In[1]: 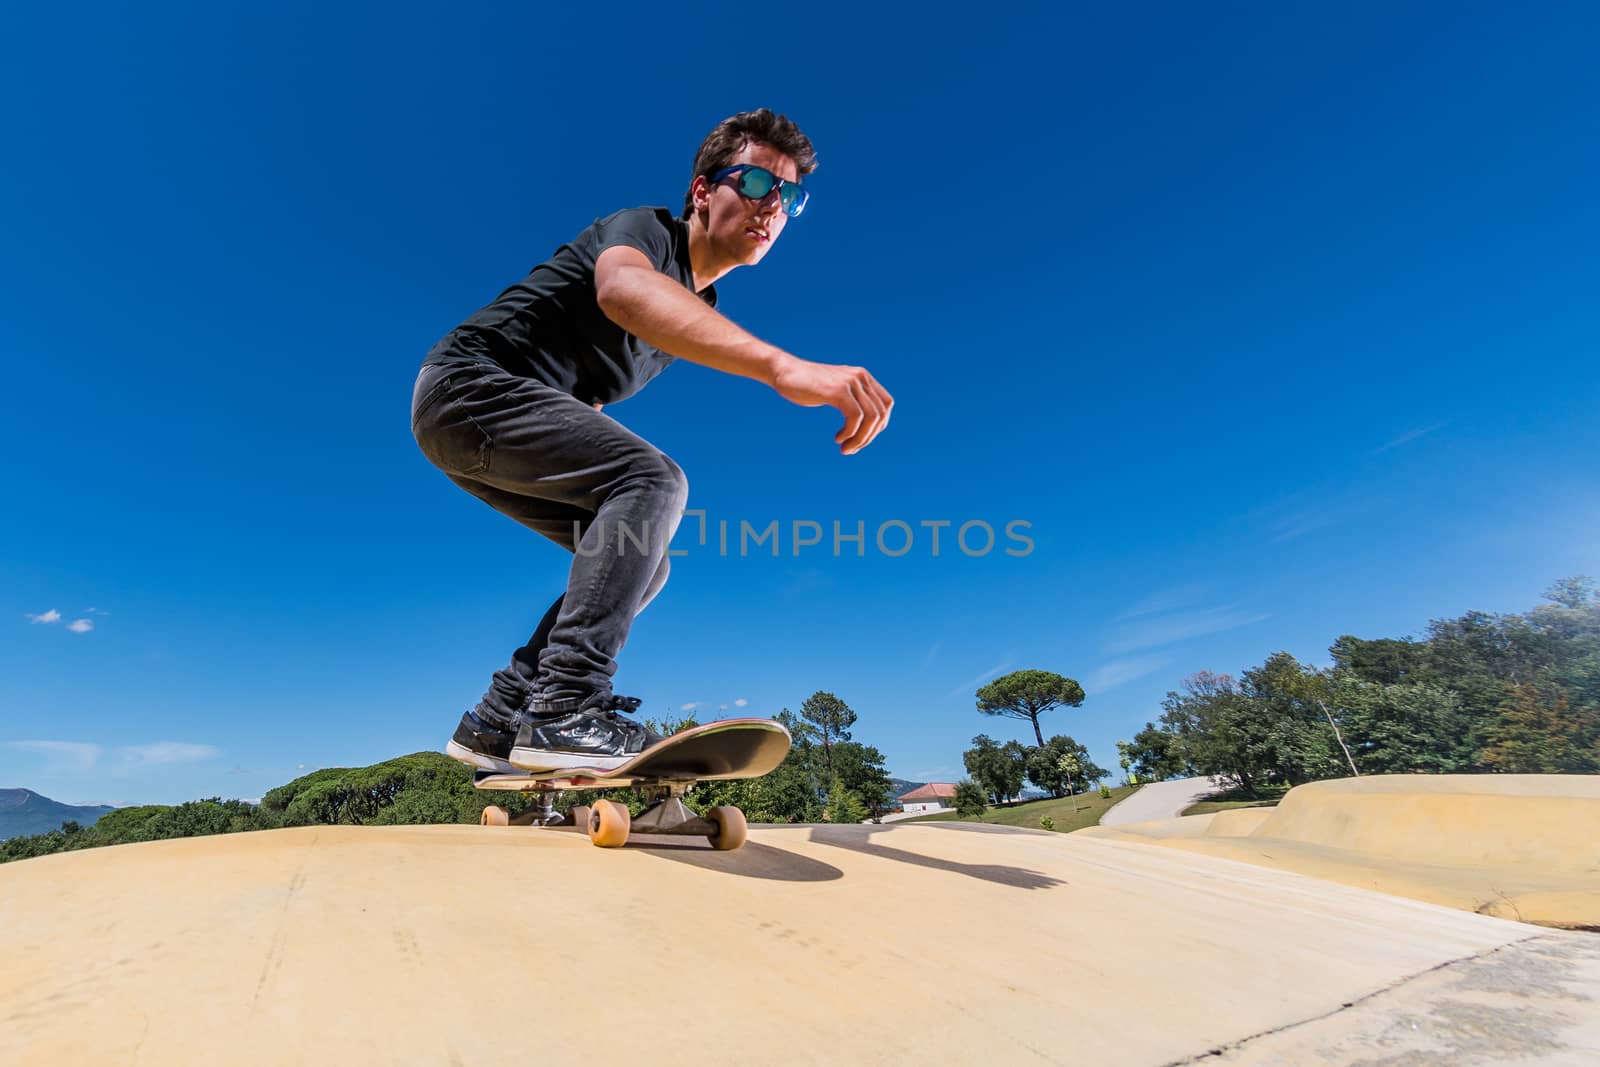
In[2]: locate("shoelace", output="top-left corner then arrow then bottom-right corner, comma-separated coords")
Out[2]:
590,694 -> 643,715
586,694 -> 654,740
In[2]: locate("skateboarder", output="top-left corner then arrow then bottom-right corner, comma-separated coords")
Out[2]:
412,108 -> 892,775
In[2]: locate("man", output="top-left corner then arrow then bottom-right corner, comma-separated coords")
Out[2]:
412,108 -> 892,775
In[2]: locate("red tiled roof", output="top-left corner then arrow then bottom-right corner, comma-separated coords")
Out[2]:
899,783 -> 958,801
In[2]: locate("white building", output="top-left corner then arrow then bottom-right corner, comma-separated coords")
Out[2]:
897,783 -> 958,814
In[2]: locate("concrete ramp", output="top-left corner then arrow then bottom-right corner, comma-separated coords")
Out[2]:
1082,774 -> 1600,929
3,820 -> 1597,1064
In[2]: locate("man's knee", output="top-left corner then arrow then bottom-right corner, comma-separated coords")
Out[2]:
626,452 -> 689,513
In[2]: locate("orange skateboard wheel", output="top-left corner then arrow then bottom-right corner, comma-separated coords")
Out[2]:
707,806 -> 747,851
588,799 -> 630,848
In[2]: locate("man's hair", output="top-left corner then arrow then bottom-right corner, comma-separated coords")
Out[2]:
681,108 -> 818,219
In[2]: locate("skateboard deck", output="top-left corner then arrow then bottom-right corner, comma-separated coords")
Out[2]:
472,717 -> 791,850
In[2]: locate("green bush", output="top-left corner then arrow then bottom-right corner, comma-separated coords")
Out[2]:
953,779 -> 988,818
1039,815 -> 1055,831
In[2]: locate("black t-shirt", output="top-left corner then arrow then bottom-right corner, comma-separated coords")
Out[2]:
424,206 -> 717,405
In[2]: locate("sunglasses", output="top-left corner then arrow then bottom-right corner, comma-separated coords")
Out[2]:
710,164 -> 809,218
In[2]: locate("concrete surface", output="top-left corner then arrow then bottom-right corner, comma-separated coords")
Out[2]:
3,818 -> 1597,1065
1100,776 -> 1225,825
1082,774 -> 1600,930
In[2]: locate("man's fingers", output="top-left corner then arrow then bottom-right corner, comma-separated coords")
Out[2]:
835,384 -> 866,445
870,379 -> 893,429
828,367 -> 893,454
842,378 -> 885,454
858,377 -> 891,448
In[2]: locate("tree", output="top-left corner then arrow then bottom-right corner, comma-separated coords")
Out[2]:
1477,682 -> 1600,773
1025,735 -> 1106,797
962,735 -> 1027,804
1115,741 -> 1134,786
975,669 -> 1086,746
1329,635 -> 1430,686
1154,671 -> 1272,792
800,691 -> 857,781
1239,652 -> 1347,786
953,780 -> 988,819
1329,672 -> 1471,774
1124,724 -> 1186,782
829,741 -> 894,818
1542,575 -> 1598,611
825,773 -> 869,823
1057,753 -> 1085,812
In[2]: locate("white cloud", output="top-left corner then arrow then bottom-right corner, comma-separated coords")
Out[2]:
921,641 -> 943,669
945,655 -> 1016,699
8,740 -> 221,774
1239,484 -> 1375,544
1086,655 -> 1170,693
1116,584 -> 1215,621
120,742 -> 219,766
67,619 -> 94,634
1104,606 -> 1269,655
733,698 -> 748,707
679,702 -> 701,712
1373,423 -> 1445,455
7,740 -> 103,771
26,610 -> 61,624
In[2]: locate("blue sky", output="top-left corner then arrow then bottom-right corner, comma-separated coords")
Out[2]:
3,4 -> 1596,806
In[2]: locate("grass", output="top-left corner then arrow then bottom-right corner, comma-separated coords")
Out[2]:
1181,783 -> 1288,816
901,784 -> 1141,834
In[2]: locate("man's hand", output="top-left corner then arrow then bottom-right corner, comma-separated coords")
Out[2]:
771,357 -> 894,455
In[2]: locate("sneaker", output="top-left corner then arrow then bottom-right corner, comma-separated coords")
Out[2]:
509,692 -> 665,772
444,709 -> 520,773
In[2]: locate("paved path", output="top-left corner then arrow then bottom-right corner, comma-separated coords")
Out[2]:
1100,775 -> 1224,825
3,820 -> 1595,1064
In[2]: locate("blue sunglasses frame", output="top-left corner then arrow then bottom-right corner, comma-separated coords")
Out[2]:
710,164 -> 809,218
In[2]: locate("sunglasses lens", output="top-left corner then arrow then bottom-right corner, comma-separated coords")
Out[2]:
727,166 -> 807,217
737,167 -> 777,199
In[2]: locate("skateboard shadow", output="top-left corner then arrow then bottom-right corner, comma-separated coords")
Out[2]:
799,823 -> 1064,891
623,838 -> 844,882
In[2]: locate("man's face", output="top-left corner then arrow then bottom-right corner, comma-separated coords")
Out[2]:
698,141 -> 800,266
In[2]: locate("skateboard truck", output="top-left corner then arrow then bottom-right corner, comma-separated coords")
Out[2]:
510,791 -> 566,828
629,783 -> 721,838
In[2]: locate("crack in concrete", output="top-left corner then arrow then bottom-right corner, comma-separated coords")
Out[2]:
1164,934 -> 1600,1067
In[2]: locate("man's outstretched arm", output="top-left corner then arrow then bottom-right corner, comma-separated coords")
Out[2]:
596,246 -> 893,455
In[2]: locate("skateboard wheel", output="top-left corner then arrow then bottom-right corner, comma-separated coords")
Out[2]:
588,799 -> 630,848
568,804 -> 592,829
706,806 -> 747,851
480,805 -> 509,827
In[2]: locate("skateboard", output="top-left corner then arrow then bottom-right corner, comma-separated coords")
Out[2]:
473,717 -> 791,850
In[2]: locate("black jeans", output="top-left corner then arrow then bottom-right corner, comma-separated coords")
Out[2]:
410,358 -> 688,722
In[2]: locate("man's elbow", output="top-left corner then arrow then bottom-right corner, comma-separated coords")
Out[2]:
594,248 -> 655,324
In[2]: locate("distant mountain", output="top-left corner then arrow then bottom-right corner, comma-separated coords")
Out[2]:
887,777 -> 928,799
0,789 -> 116,840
